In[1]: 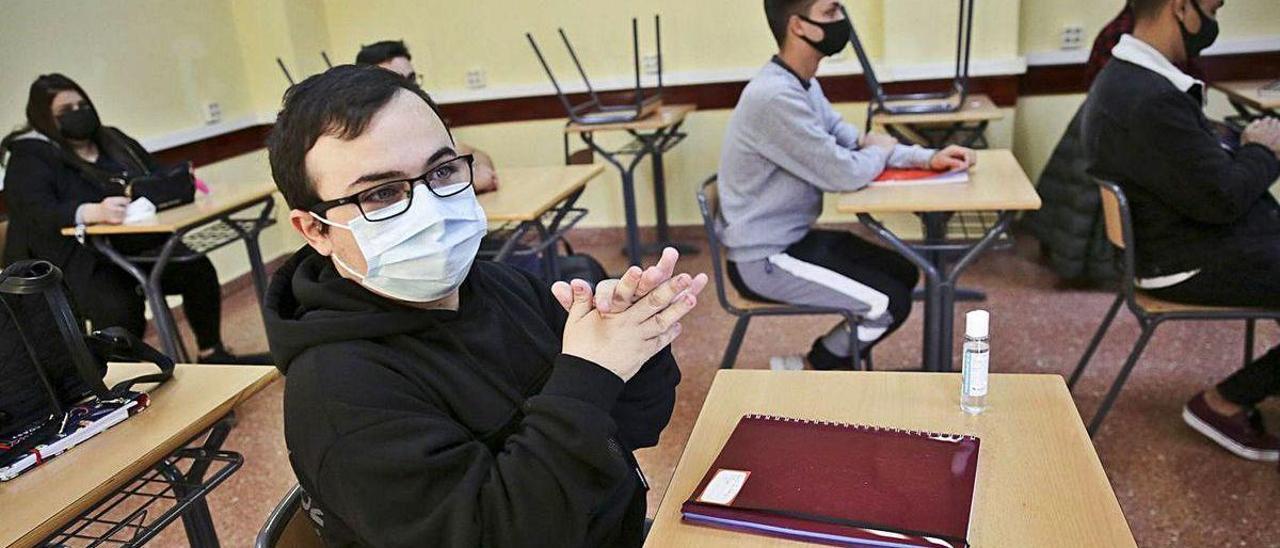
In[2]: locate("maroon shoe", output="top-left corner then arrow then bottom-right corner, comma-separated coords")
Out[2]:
1182,392 -> 1280,462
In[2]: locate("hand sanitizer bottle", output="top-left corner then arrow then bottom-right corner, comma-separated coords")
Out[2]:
961,310 -> 989,415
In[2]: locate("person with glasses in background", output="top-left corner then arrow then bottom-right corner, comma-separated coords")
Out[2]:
263,65 -> 707,547
356,40 -> 500,194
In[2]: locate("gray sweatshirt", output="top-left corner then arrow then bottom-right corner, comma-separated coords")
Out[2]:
718,58 -> 935,262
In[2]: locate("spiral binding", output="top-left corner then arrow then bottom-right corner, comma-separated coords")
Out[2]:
743,413 -> 978,442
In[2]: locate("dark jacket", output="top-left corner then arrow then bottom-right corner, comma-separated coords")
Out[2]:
1023,107 -> 1119,283
1082,60 -> 1280,277
263,247 -> 679,548
2,128 -> 156,291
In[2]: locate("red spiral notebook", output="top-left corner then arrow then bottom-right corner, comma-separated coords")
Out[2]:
681,414 -> 980,547
870,168 -> 969,187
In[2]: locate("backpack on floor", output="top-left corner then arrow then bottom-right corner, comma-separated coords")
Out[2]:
556,241 -> 608,285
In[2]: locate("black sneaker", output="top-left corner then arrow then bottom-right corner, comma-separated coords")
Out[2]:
806,339 -> 857,371
197,345 -> 272,366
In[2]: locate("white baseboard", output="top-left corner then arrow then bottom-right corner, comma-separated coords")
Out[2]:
137,113 -> 274,153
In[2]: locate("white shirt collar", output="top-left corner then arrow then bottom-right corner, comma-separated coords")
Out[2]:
1111,34 -> 1205,105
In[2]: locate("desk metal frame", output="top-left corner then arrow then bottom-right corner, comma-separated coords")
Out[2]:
859,210 -> 1015,372
40,415 -> 240,548
881,118 -> 991,149
85,197 -> 275,362
481,188 -> 589,282
566,121 -> 696,266
1224,98 -> 1278,131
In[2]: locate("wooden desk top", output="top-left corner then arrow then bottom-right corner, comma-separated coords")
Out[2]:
836,149 -> 1041,214
0,363 -> 279,548
564,103 -> 696,134
479,164 -> 604,223
60,151 -> 278,236
871,94 -> 1004,126
646,371 -> 1135,548
1211,79 -> 1280,111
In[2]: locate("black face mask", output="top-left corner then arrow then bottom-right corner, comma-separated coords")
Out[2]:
57,107 -> 100,141
797,15 -> 851,57
1178,0 -> 1219,58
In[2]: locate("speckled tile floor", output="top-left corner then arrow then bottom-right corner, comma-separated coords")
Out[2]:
139,226 -> 1279,547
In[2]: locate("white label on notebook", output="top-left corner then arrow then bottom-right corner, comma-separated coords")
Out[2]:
697,469 -> 750,506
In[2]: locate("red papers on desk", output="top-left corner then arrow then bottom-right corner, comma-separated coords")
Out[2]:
681,414 -> 980,547
870,168 -> 970,187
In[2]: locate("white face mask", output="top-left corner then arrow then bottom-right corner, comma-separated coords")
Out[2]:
312,184 -> 488,302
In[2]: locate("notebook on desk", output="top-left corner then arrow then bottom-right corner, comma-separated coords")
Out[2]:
871,168 -> 970,188
681,414 -> 980,547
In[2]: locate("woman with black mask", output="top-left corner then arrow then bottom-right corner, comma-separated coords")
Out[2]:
0,74 -> 251,363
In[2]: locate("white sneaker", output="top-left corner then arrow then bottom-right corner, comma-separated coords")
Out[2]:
769,355 -> 805,371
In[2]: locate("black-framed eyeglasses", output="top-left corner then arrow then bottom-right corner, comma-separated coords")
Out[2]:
310,154 -> 474,222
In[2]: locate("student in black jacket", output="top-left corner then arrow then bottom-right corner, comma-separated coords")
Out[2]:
1083,0 -> 1280,462
262,65 -> 707,547
0,74 -> 245,363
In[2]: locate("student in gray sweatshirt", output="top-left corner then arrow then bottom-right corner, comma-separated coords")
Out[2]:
719,0 -> 975,369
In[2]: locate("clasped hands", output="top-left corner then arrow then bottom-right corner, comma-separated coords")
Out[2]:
551,248 -> 708,381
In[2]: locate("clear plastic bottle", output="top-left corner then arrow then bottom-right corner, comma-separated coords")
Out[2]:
960,310 -> 990,414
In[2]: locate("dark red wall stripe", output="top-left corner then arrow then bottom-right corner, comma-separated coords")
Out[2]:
152,123 -> 273,168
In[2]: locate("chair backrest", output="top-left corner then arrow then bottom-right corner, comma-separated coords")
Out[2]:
1097,188 -> 1125,250
255,485 -> 325,548
696,175 -> 740,314
1094,179 -> 1140,299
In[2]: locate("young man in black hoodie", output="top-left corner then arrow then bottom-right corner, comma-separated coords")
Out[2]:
1083,0 -> 1280,462
262,65 -> 707,547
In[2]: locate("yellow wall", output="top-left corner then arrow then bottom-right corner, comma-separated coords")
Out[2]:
882,0 -> 1021,65
321,0 -> 896,92
229,0 -> 332,115
1020,0 -> 1280,54
1216,1 -> 1280,39
0,0 -> 256,141
320,0 -> 1031,94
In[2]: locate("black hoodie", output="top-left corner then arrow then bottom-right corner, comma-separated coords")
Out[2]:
264,247 -> 679,547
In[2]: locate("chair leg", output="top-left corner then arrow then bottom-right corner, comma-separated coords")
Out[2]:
720,316 -> 751,370
1068,294 -> 1124,391
1087,323 -> 1157,437
863,349 -> 874,372
846,319 -> 862,371
1245,319 -> 1256,366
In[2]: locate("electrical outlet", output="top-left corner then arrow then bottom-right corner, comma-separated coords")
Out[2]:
203,102 -> 222,125
465,68 -> 486,90
1060,25 -> 1085,51
641,54 -> 660,75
